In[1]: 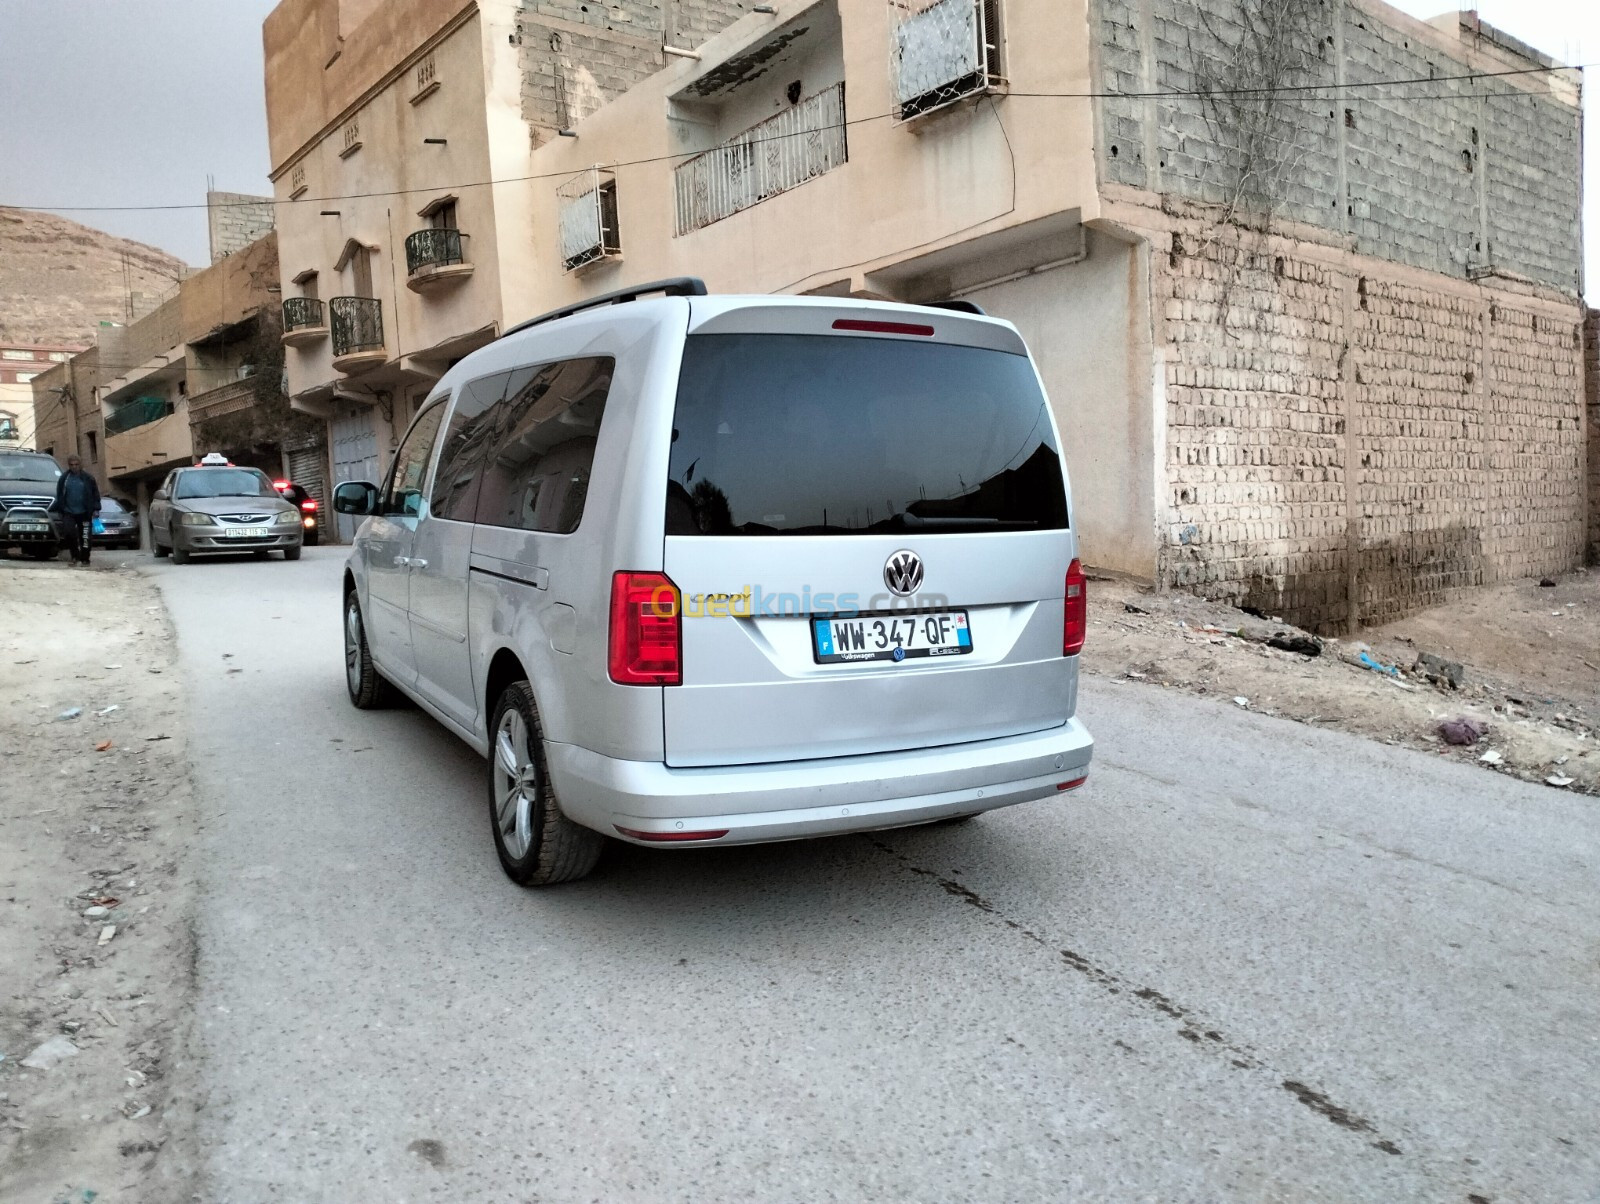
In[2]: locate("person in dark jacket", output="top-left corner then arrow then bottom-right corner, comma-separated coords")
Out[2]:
51,455 -> 102,564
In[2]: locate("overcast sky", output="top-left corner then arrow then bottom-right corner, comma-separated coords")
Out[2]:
0,0 -> 1593,298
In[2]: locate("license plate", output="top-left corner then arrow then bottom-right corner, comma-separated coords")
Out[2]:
812,611 -> 972,664
223,527 -> 270,538
11,523 -> 48,533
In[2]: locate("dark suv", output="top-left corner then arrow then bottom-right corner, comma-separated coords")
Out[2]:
0,451 -> 63,559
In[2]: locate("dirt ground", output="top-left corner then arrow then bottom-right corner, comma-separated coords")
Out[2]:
0,559 -> 197,1203
1082,566 -> 1600,798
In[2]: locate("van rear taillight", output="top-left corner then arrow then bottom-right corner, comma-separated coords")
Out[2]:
1064,559 -> 1087,656
609,571 -> 681,685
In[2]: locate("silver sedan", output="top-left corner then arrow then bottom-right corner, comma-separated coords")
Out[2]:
149,465 -> 304,563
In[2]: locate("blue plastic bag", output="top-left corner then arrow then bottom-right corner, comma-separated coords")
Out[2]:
91,516 -> 106,535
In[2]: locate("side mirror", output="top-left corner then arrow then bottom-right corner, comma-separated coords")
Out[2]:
152,490 -> 168,502
334,481 -> 379,515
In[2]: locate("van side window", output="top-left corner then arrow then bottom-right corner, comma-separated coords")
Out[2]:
381,401 -> 445,517
429,372 -> 509,521
474,356 -> 613,535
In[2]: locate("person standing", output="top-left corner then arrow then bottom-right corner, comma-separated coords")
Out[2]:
51,454 -> 101,565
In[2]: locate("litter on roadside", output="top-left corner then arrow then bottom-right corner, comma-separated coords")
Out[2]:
1356,651 -> 1401,677
97,924 -> 117,946
56,707 -> 82,721
19,1034 -> 79,1070
1478,749 -> 1504,765
94,740 -> 113,752
97,705 -> 119,716
1437,718 -> 1487,746
1546,774 -> 1575,788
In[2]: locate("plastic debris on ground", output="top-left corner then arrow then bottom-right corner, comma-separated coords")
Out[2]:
19,1035 -> 79,1070
1437,718 -> 1488,746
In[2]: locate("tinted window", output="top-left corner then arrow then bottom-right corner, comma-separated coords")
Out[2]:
175,468 -> 277,499
667,334 -> 1067,535
474,357 -> 612,535
0,455 -> 61,485
382,402 -> 445,517
429,373 -> 508,521
100,498 -> 129,514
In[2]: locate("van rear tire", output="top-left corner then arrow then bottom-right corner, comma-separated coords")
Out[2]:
488,681 -> 604,887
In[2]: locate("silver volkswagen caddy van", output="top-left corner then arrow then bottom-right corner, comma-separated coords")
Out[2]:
335,279 -> 1093,886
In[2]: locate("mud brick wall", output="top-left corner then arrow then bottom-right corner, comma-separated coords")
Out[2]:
1157,214 -> 1586,632
518,0 -> 751,140
1584,310 -> 1599,564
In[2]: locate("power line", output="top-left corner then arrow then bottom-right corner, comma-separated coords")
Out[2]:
0,59 -> 1586,215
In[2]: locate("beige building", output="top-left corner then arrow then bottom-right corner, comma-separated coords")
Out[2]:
265,0 -> 1586,627
0,343 -> 80,453
33,230 -> 331,531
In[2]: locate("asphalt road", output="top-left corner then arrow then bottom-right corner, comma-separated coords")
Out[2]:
124,546 -> 1600,1202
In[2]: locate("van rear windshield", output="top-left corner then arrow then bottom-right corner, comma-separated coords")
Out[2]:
666,333 -> 1068,536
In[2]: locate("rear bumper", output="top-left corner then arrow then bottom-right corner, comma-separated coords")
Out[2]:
548,719 -> 1094,847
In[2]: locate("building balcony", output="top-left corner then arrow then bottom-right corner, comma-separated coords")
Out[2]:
104,396 -> 173,435
281,297 -> 328,348
558,168 -> 622,274
105,409 -> 191,481
889,0 -> 1004,121
405,228 -> 473,292
329,296 -> 386,374
673,82 -> 847,235
187,379 -> 256,421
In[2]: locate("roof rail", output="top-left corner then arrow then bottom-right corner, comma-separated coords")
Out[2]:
921,299 -> 986,316
501,277 -> 708,339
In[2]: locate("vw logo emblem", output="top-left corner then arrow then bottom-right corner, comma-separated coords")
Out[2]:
884,549 -> 923,596
891,646 -> 907,662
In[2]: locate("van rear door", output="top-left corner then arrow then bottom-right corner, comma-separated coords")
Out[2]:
660,304 -> 1077,769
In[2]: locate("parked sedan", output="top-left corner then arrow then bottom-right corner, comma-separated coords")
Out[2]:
91,497 -> 141,549
149,464 -> 303,563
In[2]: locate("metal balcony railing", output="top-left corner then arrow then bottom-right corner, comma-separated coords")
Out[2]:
329,297 -> 384,357
282,296 -> 325,331
105,396 -> 172,436
406,228 -> 466,275
674,83 -> 848,235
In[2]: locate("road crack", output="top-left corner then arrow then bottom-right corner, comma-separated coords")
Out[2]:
871,838 -> 1404,1157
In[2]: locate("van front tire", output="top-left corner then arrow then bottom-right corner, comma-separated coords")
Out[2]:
488,681 -> 604,887
343,592 -> 397,709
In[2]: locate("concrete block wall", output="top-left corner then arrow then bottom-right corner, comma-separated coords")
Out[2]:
1153,207 -> 1586,631
518,0 -> 752,140
1092,0 -> 1583,295
207,192 -> 276,264
1159,225 -> 1352,625
1583,310 -> 1599,564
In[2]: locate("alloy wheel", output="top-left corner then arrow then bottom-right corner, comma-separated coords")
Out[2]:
493,708 -> 539,860
344,600 -> 364,697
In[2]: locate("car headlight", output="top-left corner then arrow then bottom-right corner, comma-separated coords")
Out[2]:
277,509 -> 301,525
179,512 -> 217,527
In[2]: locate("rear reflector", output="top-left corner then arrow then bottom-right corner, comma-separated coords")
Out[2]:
614,826 -> 729,843
609,571 -> 682,685
831,318 -> 935,337
1064,558 -> 1087,656
1056,775 -> 1088,792
301,499 -> 317,511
